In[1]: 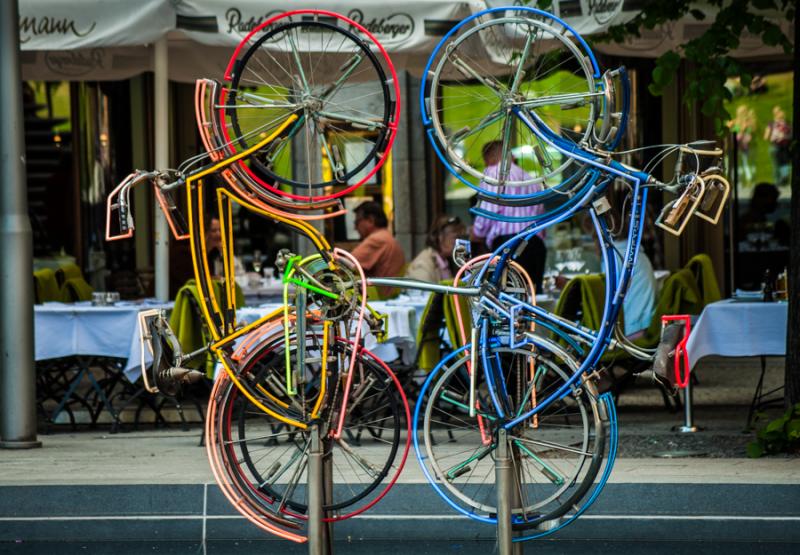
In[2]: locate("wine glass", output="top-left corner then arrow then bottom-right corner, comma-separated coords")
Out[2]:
252,249 -> 263,276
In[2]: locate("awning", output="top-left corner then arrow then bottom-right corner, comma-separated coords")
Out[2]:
19,0 -> 482,82
19,1 -> 792,82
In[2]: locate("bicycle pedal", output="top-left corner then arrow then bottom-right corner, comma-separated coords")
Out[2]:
446,466 -> 471,480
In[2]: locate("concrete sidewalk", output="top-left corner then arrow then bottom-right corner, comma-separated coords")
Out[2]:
1,356 -> 797,545
1,428 -> 798,486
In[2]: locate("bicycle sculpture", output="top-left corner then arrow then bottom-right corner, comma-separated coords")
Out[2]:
105,5 -> 729,549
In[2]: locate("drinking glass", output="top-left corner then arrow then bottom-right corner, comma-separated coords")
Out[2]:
252,250 -> 263,276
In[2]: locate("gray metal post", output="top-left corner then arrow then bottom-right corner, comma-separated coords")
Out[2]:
675,374 -> 699,433
658,372 -> 705,456
496,428 -> 518,554
153,37 -> 169,301
0,0 -> 42,449
308,422 -> 332,554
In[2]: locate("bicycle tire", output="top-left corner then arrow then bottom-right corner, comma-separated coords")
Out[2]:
423,7 -> 604,199
210,333 -> 410,522
416,341 -> 607,529
220,11 -> 399,201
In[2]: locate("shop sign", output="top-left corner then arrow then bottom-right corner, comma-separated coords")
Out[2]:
44,49 -> 105,77
19,15 -> 96,44
222,6 -> 415,46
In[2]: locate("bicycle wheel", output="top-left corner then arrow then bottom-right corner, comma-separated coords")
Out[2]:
211,333 -> 410,522
416,340 -> 608,530
423,7 -> 602,195
219,10 -> 400,202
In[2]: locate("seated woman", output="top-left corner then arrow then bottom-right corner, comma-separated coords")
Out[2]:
406,215 -> 467,283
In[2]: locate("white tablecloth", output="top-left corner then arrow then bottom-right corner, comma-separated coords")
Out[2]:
34,301 -> 173,381
237,294 -> 429,365
34,294 -> 428,386
239,279 -> 292,305
685,299 -> 788,368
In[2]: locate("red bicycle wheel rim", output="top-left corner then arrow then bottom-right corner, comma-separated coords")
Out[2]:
220,9 -> 400,204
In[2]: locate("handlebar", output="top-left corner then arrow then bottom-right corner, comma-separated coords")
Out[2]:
106,171 -> 158,241
106,169 -> 189,243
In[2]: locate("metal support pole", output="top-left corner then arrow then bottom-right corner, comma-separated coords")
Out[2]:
153,37 -> 170,301
658,373 -> 706,457
496,428 -> 521,554
308,422 -> 332,554
674,373 -> 699,433
0,0 -> 41,449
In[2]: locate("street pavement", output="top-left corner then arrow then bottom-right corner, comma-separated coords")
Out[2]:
0,356 -> 797,551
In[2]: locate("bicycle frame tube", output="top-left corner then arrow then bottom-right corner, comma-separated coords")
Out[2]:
501,190 -> 647,430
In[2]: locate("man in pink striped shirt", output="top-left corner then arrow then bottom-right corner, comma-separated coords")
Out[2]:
471,141 -> 547,292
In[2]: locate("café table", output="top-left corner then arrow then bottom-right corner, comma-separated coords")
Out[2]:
34,299 -> 172,425
238,276 -> 291,306
685,297 -> 788,425
236,293 -> 429,366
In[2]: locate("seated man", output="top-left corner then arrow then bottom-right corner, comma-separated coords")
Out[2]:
351,201 -> 405,297
470,140 -> 547,292
611,237 -> 656,338
556,209 -> 656,338
605,205 -> 656,338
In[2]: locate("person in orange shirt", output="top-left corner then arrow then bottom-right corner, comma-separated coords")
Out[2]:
351,201 -> 405,297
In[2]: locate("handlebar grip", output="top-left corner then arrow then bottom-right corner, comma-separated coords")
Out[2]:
106,171 -> 150,242
119,203 -> 130,233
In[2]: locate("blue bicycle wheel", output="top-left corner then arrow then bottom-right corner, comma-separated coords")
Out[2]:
415,339 -> 611,532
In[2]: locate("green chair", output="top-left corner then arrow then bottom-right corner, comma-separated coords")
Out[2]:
414,292 -> 446,373
55,263 -> 83,287
414,279 -> 474,374
684,253 -> 721,308
33,268 -> 61,303
169,279 -> 244,377
442,289 -> 473,350
633,267 -> 703,349
60,277 -> 94,302
553,274 -> 607,332
53,263 -> 94,302
552,274 -> 626,364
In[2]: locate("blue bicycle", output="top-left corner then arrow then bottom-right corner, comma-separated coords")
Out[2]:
402,6 -> 729,540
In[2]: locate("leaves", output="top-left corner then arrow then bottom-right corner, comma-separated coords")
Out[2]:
602,1 -> 794,138
765,415 -> 788,433
746,441 -> 764,458
747,404 -> 800,457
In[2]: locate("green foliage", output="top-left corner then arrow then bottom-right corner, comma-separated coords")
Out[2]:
724,71 -> 793,190
600,0 -> 794,136
747,403 -> 800,457
519,0 -> 553,9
